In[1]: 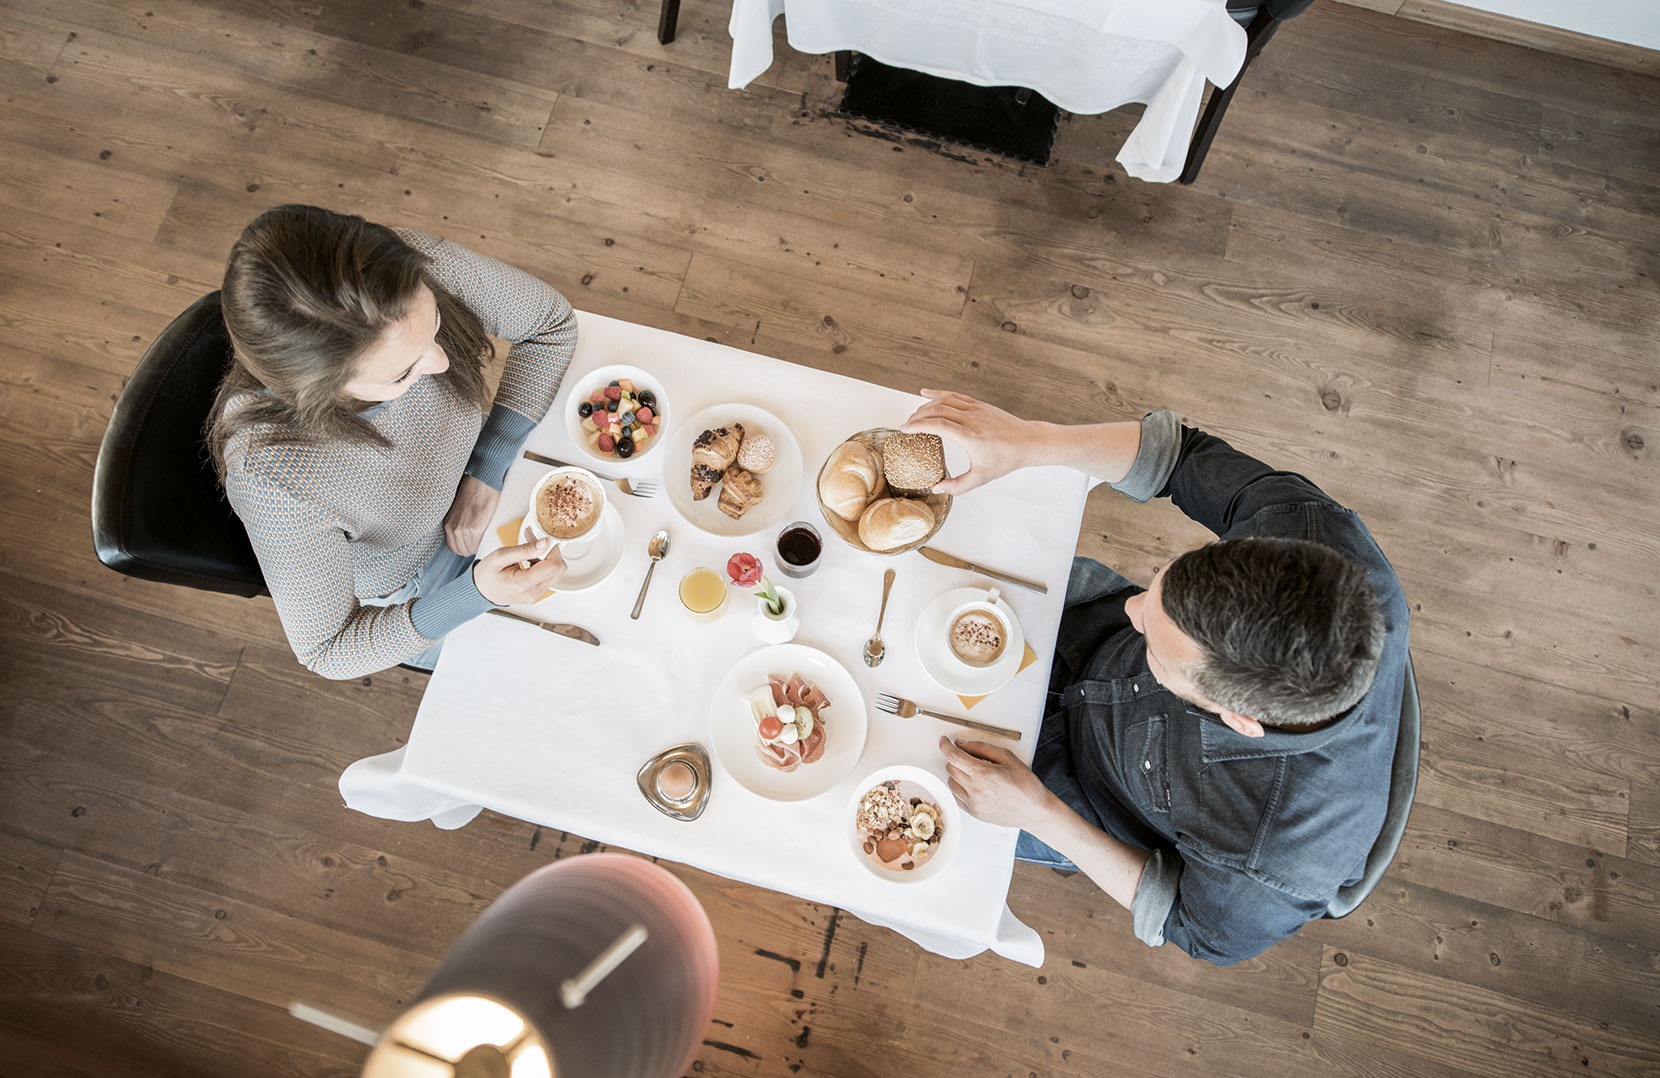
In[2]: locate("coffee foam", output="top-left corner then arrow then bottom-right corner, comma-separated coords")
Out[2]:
537,474 -> 601,538
949,609 -> 1006,665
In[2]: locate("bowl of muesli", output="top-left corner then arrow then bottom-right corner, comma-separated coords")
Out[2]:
847,765 -> 960,883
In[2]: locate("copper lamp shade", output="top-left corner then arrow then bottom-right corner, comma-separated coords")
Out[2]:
363,853 -> 719,1078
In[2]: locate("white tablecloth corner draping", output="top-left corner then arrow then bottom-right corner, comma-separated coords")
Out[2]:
726,0 -> 1246,182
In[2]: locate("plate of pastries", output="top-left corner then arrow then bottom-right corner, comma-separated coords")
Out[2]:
662,403 -> 805,537
816,429 -> 951,555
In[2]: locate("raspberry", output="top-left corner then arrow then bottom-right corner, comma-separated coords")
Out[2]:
604,386 -> 623,401
597,432 -> 615,452
636,406 -> 654,423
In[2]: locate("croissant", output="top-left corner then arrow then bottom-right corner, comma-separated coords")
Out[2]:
717,465 -> 764,519
690,423 -> 744,500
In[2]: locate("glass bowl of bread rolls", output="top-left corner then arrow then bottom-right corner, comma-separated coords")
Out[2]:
816,429 -> 951,555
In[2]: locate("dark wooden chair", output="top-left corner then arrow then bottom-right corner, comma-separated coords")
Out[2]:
1180,0 -> 1316,184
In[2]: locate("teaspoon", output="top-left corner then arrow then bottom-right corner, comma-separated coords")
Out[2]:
631,530 -> 670,619
863,568 -> 896,667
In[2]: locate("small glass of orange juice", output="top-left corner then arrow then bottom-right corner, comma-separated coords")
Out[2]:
677,567 -> 728,621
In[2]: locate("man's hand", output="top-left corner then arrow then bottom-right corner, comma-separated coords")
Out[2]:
900,390 -> 1050,495
473,538 -> 567,605
939,735 -> 1058,830
444,475 -> 501,555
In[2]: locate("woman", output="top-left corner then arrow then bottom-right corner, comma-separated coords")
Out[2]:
209,205 -> 572,678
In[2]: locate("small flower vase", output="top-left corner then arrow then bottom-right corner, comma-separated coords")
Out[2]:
752,585 -> 799,644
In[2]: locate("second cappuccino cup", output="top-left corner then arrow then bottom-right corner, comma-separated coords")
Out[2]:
944,590 -> 1010,669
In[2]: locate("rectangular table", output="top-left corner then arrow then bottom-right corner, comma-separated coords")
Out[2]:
726,0 -> 1246,182
340,312 -> 1092,965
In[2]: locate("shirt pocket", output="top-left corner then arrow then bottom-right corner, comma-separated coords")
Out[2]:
1128,715 -> 1171,814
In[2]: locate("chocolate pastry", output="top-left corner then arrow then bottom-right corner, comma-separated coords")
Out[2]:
689,423 -> 744,500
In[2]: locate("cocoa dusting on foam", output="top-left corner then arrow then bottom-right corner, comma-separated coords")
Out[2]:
538,476 -> 598,537
950,612 -> 1005,664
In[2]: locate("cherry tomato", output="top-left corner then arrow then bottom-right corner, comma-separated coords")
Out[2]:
758,715 -> 784,740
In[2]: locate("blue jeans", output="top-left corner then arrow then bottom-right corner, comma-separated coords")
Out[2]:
367,543 -> 477,671
1012,556 -> 1138,875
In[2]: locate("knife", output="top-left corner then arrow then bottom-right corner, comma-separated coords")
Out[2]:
486,607 -> 601,646
918,547 -> 1048,595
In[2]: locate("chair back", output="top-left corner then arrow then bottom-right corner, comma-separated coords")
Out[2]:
1325,654 -> 1421,918
92,291 -> 266,597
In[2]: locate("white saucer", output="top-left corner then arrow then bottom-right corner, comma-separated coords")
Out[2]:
915,586 -> 1026,696
519,501 -> 626,592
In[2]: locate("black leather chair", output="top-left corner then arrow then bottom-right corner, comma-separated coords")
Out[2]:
92,291 -> 266,597
1180,0 -> 1316,185
1324,655 -> 1421,918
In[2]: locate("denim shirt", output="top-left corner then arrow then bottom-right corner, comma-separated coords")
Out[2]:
1042,412 -> 1410,966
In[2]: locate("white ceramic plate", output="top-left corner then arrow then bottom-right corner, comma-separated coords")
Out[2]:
708,643 -> 868,802
915,586 -> 1026,696
661,403 -> 804,538
563,364 -> 670,466
517,501 -> 626,593
846,764 -> 961,884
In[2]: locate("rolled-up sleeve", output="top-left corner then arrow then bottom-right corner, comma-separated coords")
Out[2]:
1108,409 -> 1182,503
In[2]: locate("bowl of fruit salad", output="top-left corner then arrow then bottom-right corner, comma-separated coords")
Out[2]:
565,364 -> 668,464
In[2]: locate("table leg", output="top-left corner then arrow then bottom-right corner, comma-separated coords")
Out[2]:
657,0 -> 680,45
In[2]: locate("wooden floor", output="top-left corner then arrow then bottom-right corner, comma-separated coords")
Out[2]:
2,0 -> 1658,1074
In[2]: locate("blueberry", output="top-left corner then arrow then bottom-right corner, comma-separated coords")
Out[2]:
607,380 -> 620,388
616,437 -> 634,458
638,390 -> 657,409
577,401 -> 592,418
620,412 -> 635,427
606,399 -> 619,412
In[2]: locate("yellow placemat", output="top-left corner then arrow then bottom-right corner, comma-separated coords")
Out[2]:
957,642 -> 1038,710
496,515 -> 557,602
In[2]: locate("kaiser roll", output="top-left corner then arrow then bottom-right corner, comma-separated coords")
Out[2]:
857,497 -> 935,552
819,440 -> 885,521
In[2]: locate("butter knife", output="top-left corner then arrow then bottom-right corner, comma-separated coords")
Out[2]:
486,607 -> 601,646
918,547 -> 1048,595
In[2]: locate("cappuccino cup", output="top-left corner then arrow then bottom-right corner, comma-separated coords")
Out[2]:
945,589 -> 1009,669
526,466 -> 607,559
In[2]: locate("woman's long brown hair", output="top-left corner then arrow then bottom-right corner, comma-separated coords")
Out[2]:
207,204 -> 494,483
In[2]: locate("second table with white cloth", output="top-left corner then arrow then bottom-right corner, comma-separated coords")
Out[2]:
340,312 -> 1093,967
727,0 -> 1247,182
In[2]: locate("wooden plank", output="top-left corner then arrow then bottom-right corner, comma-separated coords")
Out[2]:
1302,879 -> 1660,1032
1394,0 -> 1660,77
0,140 -> 177,244
34,851 -> 432,1020
0,828 -> 58,929
1313,946 -> 1660,1077
1388,804 -> 1660,950
0,924 -> 363,1078
0,571 -> 241,716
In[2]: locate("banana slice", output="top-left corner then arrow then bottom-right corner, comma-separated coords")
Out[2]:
911,841 -> 931,860
909,811 -> 936,840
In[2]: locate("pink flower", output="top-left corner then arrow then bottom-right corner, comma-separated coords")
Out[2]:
727,552 -> 763,587
726,552 -> 781,614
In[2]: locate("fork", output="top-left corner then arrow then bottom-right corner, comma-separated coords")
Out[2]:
522,449 -> 658,498
874,694 -> 1023,741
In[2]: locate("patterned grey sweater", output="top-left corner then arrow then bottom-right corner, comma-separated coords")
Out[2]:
222,230 -> 576,679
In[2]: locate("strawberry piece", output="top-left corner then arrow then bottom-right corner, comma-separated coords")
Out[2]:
604,386 -> 623,401
596,432 -> 615,453
636,406 -> 654,423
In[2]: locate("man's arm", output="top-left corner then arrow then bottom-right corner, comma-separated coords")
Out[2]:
940,737 -> 1150,910
900,390 -> 1146,493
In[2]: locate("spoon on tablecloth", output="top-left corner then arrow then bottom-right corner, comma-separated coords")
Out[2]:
631,530 -> 670,619
863,568 -> 897,667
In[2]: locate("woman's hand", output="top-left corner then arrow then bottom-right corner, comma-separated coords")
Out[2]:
444,475 -> 500,555
900,390 -> 1049,495
473,538 -> 567,605
939,736 -> 1058,830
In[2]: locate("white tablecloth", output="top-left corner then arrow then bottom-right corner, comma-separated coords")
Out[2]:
728,0 -> 1246,182
340,312 -> 1092,966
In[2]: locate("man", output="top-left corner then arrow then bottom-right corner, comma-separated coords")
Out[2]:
903,390 -> 1410,966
